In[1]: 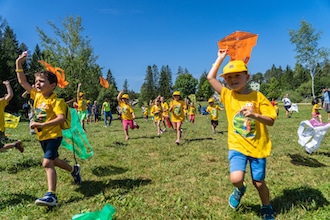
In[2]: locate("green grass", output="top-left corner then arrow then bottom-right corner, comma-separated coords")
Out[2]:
0,104 -> 330,219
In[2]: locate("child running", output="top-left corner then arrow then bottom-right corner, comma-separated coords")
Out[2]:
0,80 -> 23,153
207,49 -> 277,220
188,101 -> 196,124
206,97 -> 224,134
77,83 -> 88,130
311,98 -> 322,123
151,98 -> 163,136
16,52 -> 81,207
169,91 -> 187,145
117,91 -> 139,141
160,96 -> 172,130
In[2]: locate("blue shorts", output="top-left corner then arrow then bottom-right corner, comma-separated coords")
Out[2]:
228,150 -> 266,181
40,137 -> 62,160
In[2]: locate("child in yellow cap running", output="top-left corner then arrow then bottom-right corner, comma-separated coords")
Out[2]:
207,49 -> 276,220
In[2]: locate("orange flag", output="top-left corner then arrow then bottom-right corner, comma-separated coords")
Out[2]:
99,76 -> 109,89
38,60 -> 69,88
218,31 -> 258,64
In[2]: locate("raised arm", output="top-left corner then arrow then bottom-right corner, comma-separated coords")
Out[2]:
16,51 -> 32,92
77,83 -> 82,100
3,81 -> 13,102
207,49 -> 228,94
117,90 -> 123,102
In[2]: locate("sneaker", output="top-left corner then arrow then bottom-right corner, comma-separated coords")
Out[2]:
134,121 -> 140,129
71,164 -> 82,184
14,141 -> 24,153
35,192 -> 57,206
175,139 -> 180,145
229,183 -> 247,210
261,205 -> 275,220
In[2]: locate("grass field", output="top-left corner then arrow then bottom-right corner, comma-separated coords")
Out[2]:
0,103 -> 329,220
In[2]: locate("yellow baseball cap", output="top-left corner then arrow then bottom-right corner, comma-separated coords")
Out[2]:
122,94 -> 129,99
208,98 -> 214,103
221,60 -> 248,77
79,92 -> 84,97
172,91 -> 181,96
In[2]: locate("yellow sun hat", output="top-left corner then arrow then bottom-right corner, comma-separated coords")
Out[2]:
122,94 -> 129,99
172,91 -> 181,96
208,98 -> 214,103
79,92 -> 84,97
221,60 -> 248,77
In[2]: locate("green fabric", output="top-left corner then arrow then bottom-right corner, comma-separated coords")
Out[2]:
61,108 -> 94,160
72,204 -> 116,220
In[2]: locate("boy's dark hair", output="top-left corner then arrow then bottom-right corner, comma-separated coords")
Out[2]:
312,98 -> 319,105
35,71 -> 58,85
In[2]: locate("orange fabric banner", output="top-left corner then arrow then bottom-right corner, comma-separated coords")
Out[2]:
38,60 -> 69,88
218,31 -> 258,64
99,76 -> 109,89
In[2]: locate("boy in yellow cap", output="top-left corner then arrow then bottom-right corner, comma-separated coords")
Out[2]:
207,49 -> 276,220
206,97 -> 223,134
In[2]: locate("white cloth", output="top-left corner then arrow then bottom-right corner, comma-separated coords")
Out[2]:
297,119 -> 330,153
288,103 -> 299,112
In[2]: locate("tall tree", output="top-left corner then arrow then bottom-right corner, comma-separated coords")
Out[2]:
289,19 -> 329,98
196,71 -> 213,101
173,73 -> 198,98
158,65 -> 172,98
36,15 -> 102,101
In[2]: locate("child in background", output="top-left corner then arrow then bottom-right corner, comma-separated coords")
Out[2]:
207,49 -> 276,220
77,83 -> 87,130
188,101 -> 196,124
169,91 -> 187,145
92,101 -> 99,123
151,98 -> 163,136
0,80 -> 23,153
16,52 -> 81,207
142,104 -> 149,121
149,99 -> 155,127
102,98 -> 112,127
117,91 -> 139,141
312,98 -> 322,123
206,98 -> 224,134
22,87 -> 36,135
160,96 -> 172,130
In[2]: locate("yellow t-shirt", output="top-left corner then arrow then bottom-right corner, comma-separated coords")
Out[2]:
161,102 -> 169,117
77,98 -> 87,111
312,104 -> 320,113
30,88 -> 65,141
151,104 -> 162,122
0,99 -> 8,132
206,105 -> 222,121
118,100 -> 134,120
188,106 -> 196,115
170,99 -> 186,123
220,87 -> 277,158
143,107 -> 148,116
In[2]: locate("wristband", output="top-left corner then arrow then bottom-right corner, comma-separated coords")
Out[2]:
212,63 -> 220,67
16,69 -> 23,73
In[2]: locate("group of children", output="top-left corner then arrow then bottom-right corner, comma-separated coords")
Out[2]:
3,46 -> 280,219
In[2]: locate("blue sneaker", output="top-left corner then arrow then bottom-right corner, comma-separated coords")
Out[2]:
71,164 -> 82,184
35,192 -> 57,206
261,205 -> 275,220
228,183 -> 247,209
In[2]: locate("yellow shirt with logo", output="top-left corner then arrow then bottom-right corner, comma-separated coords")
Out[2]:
151,104 -> 162,122
77,98 -> 87,111
118,100 -> 134,120
220,87 -> 277,158
169,99 -> 186,123
30,88 -> 66,141
206,105 -> 222,121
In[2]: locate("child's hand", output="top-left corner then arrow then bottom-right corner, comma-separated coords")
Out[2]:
16,51 -> 28,62
30,122 -> 42,130
2,80 -> 9,86
218,49 -> 228,59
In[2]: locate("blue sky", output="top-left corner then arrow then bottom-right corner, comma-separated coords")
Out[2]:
1,0 -> 330,92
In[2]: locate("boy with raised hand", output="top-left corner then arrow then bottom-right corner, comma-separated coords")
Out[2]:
207,49 -> 277,220
0,80 -> 23,153
16,52 -> 81,207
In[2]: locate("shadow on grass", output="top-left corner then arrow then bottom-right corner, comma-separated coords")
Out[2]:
0,158 -> 41,173
107,141 -> 129,147
239,186 -> 329,217
76,178 -> 152,197
288,153 -> 327,167
92,165 -> 128,176
184,137 -> 214,142
0,193 -> 35,209
271,186 -> 329,214
313,151 -> 330,157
